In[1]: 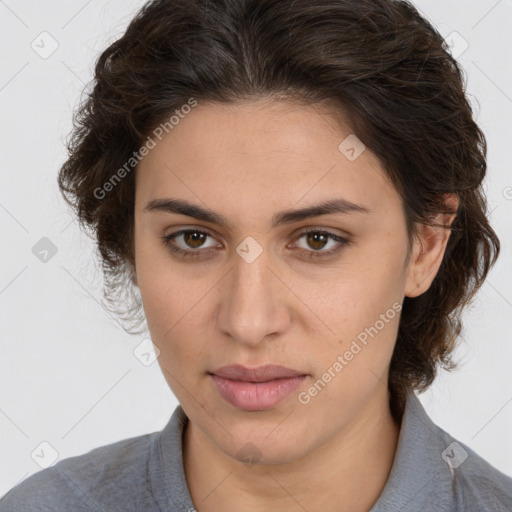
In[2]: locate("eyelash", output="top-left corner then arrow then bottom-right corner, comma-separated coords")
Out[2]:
160,228 -> 351,260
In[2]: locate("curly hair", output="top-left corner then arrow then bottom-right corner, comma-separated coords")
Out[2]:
57,0 -> 500,419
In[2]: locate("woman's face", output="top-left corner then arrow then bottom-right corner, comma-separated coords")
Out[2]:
133,99 -> 429,464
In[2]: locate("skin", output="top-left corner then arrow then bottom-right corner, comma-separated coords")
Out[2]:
133,98 -> 458,512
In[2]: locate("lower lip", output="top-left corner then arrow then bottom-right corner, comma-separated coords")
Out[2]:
210,374 -> 307,411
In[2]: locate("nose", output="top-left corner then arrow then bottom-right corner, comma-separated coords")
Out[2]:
216,247 -> 291,347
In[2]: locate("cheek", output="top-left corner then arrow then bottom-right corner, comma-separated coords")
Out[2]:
306,241 -> 405,373
138,271 -> 206,393
317,249 -> 403,326
309,285 -> 401,406
135,250 -> 210,366
138,270 -> 195,340
136,262 -> 182,350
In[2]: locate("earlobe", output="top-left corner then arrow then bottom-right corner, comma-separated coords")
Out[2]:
404,194 -> 459,298
404,235 -> 425,298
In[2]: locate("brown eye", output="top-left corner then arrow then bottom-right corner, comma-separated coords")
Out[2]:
161,229 -> 220,259
305,232 -> 329,251
183,230 -> 208,249
291,229 -> 352,260
161,228 -> 350,261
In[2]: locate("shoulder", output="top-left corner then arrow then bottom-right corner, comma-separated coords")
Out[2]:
0,431 -> 159,512
418,401 -> 512,511
376,392 -> 512,511
449,438 -> 512,511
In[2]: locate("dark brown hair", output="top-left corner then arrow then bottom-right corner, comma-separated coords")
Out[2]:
58,0 -> 500,418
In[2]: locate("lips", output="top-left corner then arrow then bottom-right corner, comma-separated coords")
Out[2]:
208,364 -> 309,411
209,364 -> 307,382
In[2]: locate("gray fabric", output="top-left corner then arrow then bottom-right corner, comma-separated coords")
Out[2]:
1,391 -> 511,511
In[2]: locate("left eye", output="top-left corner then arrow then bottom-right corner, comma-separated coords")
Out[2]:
294,230 -> 345,253
289,229 -> 351,259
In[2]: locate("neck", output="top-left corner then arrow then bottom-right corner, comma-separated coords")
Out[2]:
183,387 -> 401,512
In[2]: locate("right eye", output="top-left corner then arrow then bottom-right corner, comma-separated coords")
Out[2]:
160,229 -> 221,259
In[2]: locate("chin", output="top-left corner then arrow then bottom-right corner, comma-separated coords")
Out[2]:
217,424 -> 310,467
229,441 -> 305,467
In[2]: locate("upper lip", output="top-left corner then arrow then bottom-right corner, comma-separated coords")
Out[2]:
210,364 -> 307,382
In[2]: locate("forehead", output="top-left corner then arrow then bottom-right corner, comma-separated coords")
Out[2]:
135,99 -> 401,223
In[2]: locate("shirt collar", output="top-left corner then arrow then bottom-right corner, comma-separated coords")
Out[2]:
370,390 -> 455,510
152,390 -> 455,511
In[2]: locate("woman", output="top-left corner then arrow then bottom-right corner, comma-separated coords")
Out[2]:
2,0 -> 511,510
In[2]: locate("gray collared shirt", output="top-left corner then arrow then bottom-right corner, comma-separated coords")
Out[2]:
1,391 -> 511,511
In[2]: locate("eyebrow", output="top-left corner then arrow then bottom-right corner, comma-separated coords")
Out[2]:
143,197 -> 371,228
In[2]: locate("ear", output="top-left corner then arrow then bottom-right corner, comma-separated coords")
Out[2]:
404,193 -> 459,298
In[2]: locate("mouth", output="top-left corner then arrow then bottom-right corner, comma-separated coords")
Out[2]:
209,363 -> 307,382
208,364 -> 308,411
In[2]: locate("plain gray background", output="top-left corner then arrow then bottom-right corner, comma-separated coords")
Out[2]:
1,0 -> 511,496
